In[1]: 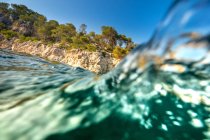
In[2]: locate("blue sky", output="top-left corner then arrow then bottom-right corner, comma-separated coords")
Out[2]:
1,0 -> 172,43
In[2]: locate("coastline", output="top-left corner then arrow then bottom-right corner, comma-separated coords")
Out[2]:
0,39 -> 120,74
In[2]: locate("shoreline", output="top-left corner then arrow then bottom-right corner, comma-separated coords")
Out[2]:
0,39 -> 120,74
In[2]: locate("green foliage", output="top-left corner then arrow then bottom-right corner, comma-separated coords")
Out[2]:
101,26 -> 118,48
0,2 -> 137,59
71,35 -> 87,50
0,22 -> 6,30
52,23 -> 76,43
19,35 -> 38,42
0,2 -> 9,14
19,14 -> 35,22
34,15 -> 47,27
11,4 -> 33,17
0,2 -> 9,9
112,46 -> 128,59
86,44 -> 97,52
89,31 -> 95,37
79,24 -> 87,35
37,20 -> 59,41
0,30 -> 18,39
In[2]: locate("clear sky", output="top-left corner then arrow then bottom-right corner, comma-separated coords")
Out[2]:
0,0 -> 172,43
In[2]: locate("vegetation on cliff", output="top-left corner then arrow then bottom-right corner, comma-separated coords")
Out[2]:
0,2 -> 137,59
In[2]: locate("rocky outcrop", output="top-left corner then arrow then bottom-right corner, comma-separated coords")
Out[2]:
0,39 -> 120,74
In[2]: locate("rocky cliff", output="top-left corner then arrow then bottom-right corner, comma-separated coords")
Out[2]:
0,39 -> 120,74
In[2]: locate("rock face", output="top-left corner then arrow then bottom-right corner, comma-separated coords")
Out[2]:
0,39 -> 120,74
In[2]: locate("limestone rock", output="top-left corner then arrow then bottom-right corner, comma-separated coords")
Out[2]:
0,39 -> 120,74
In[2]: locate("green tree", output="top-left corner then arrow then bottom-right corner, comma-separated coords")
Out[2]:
52,23 -> 76,43
79,24 -> 87,35
0,2 -> 9,15
88,31 -> 97,44
0,22 -> 6,30
0,3 -> 11,26
11,4 -> 34,21
37,20 -> 59,41
33,15 -> 47,37
0,30 -> 18,40
112,46 -> 127,59
101,26 -> 118,51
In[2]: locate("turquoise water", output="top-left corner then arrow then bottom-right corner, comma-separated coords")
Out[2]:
0,0 -> 210,140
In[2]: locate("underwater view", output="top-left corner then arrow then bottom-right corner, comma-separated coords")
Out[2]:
0,0 -> 210,140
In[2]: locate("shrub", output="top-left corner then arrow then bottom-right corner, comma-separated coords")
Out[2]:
112,46 -> 127,59
19,35 -> 38,42
0,30 -> 18,40
86,44 -> 97,52
0,22 -> 6,30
